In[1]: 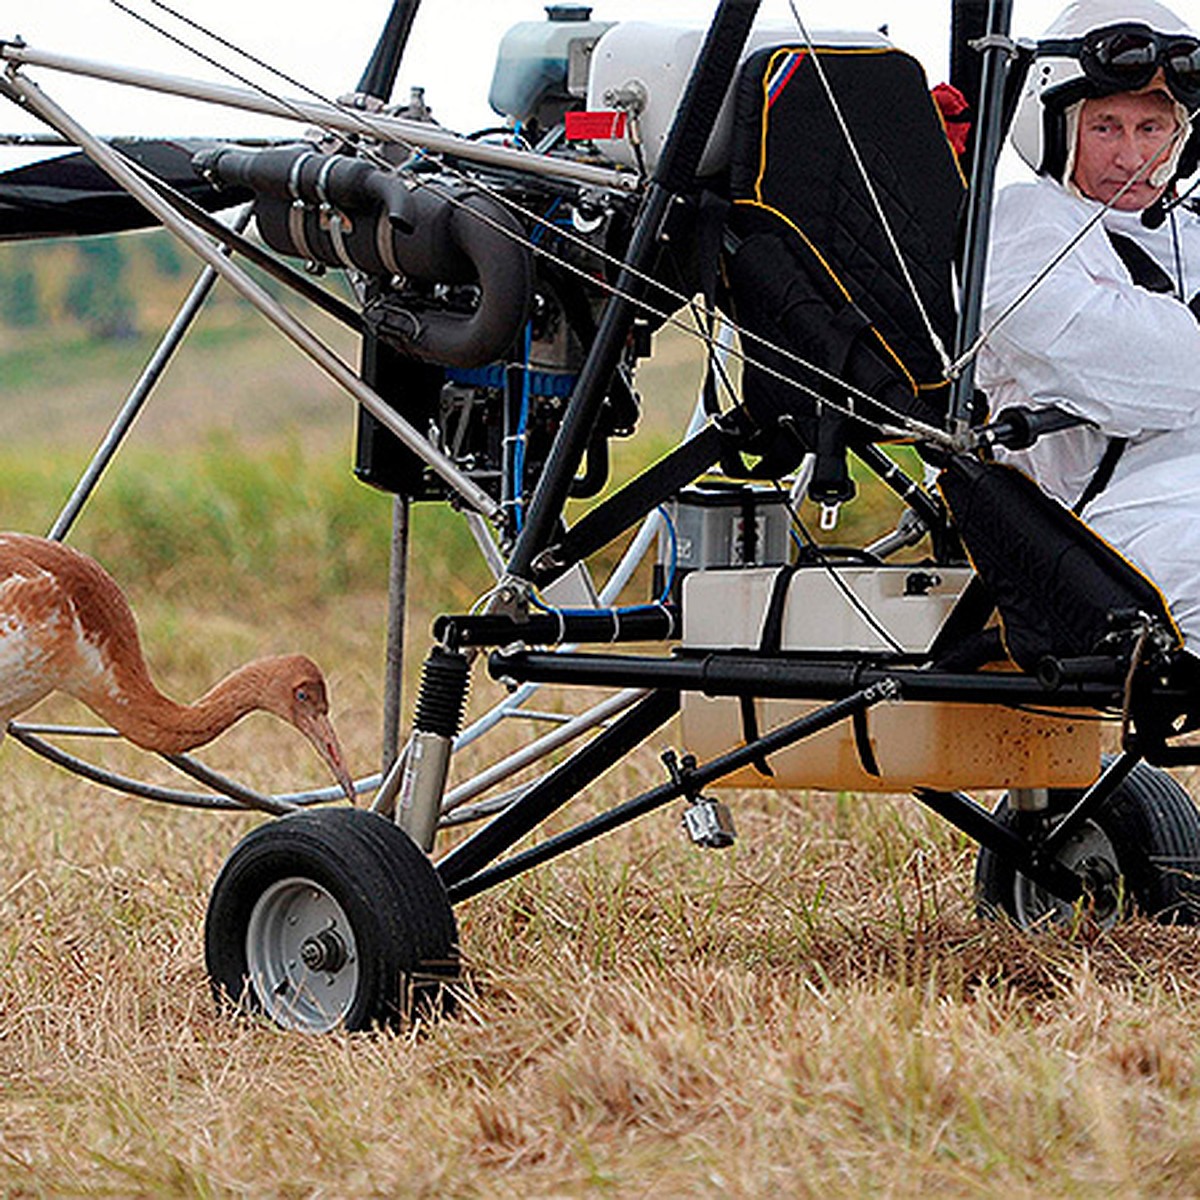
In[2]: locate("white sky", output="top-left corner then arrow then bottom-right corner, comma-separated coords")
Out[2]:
5,0 -> 1200,146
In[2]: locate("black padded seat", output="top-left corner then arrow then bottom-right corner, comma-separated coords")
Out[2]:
723,43 -> 967,445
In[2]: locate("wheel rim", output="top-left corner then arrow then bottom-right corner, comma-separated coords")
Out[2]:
1013,820 -> 1122,928
245,877 -> 360,1033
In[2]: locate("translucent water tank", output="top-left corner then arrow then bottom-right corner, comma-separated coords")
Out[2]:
488,5 -> 614,127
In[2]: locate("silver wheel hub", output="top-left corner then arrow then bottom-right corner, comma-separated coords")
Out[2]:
246,877 -> 359,1033
1014,820 -> 1122,928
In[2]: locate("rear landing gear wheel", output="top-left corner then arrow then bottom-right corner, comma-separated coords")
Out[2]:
975,760 -> 1200,929
205,808 -> 458,1032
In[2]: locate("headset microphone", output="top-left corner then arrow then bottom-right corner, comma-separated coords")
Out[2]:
1143,176 -> 1200,228
1142,197 -> 1170,228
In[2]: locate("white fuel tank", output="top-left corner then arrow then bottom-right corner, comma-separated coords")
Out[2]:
585,22 -> 889,175
679,566 -> 1102,793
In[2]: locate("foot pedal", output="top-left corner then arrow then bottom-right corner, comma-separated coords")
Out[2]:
682,796 -> 736,849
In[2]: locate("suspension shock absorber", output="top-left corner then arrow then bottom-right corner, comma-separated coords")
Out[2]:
397,645 -> 471,851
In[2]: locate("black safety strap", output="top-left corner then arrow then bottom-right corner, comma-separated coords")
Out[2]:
1073,435 -> 1128,515
852,707 -> 882,777
1106,229 -> 1177,296
736,563 -> 881,779
739,564 -> 798,776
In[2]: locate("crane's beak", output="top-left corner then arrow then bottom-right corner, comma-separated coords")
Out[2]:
298,711 -> 357,804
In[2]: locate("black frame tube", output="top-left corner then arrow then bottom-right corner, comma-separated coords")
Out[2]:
447,680 -> 899,902
505,0 -> 762,582
436,688 -> 680,890
914,788 -> 1084,902
950,0 -> 990,159
950,0 -> 1015,429
486,647 -> 1135,708
357,0 -> 422,102
1040,749 -> 1140,857
435,605 -> 679,652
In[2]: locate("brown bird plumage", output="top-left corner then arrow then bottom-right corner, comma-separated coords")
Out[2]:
0,533 -> 354,799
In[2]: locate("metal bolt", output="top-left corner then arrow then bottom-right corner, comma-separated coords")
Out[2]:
300,929 -> 348,973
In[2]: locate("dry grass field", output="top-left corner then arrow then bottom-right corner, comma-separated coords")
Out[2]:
4,294 -> 1200,1196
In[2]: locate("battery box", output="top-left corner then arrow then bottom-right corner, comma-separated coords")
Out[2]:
657,484 -> 792,600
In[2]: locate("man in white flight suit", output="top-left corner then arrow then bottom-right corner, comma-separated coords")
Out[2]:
977,0 -> 1200,649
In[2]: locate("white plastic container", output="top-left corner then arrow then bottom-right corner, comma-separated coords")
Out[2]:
585,22 -> 889,174
489,6 -> 615,124
679,566 -> 1102,792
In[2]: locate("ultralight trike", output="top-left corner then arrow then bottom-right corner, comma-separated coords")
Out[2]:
5,0 -> 1200,1034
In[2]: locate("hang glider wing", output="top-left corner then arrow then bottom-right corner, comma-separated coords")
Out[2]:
0,137 -> 251,241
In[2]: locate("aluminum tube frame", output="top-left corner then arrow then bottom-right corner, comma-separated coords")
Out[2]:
4,70 -> 502,518
441,687 -> 648,814
47,203 -> 253,542
0,42 -> 638,195
380,495 -> 411,775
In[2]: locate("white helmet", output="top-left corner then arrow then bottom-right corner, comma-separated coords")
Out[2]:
1011,0 -> 1200,188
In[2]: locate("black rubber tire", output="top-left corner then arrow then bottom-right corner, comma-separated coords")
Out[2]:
205,808 -> 458,1032
975,760 -> 1200,928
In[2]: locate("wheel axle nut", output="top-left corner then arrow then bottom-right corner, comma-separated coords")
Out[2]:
300,929 -> 348,973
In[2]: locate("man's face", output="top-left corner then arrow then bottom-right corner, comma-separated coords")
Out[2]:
1072,89 -> 1180,210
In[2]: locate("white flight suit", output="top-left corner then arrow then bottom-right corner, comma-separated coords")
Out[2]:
977,174 -> 1200,649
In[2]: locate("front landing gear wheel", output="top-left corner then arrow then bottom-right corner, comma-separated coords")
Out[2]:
975,760 -> 1200,929
205,808 -> 458,1032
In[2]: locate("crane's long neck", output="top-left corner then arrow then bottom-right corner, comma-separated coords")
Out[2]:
79,660 -> 271,755
0,533 -> 284,756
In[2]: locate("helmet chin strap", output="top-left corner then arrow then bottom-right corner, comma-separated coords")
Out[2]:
1062,101 -> 1086,196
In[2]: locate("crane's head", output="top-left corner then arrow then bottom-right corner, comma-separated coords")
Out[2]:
260,654 -> 356,803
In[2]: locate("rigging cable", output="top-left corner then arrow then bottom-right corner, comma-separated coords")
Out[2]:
785,0 -> 953,377
948,111 -> 1197,376
97,0 -> 955,449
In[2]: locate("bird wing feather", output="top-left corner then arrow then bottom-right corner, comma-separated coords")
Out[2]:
0,534 -> 146,725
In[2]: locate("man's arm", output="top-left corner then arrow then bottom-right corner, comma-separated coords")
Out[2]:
982,184 -> 1200,438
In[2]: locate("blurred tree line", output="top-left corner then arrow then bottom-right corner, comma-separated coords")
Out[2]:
0,229 -> 186,340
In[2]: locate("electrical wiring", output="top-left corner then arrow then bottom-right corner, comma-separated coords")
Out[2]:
521,505 -> 678,642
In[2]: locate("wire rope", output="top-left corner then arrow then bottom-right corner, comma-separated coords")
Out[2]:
785,0 -> 952,376
949,111 -> 1197,374
96,0 -> 955,448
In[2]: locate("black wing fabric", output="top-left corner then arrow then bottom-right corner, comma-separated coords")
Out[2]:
0,139 -> 250,241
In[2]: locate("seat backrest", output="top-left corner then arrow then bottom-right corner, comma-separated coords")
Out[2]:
723,43 -> 966,441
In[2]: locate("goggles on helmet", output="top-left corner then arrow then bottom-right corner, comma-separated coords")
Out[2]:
1040,23 -> 1200,109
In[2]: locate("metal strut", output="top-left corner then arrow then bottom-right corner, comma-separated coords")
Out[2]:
396,646 -> 471,850
443,680 -> 899,903
504,0 -> 763,587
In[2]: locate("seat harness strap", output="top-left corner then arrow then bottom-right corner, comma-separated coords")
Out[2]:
1073,229 -> 1181,515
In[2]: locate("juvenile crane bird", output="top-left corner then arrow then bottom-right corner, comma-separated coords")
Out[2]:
0,533 -> 355,800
